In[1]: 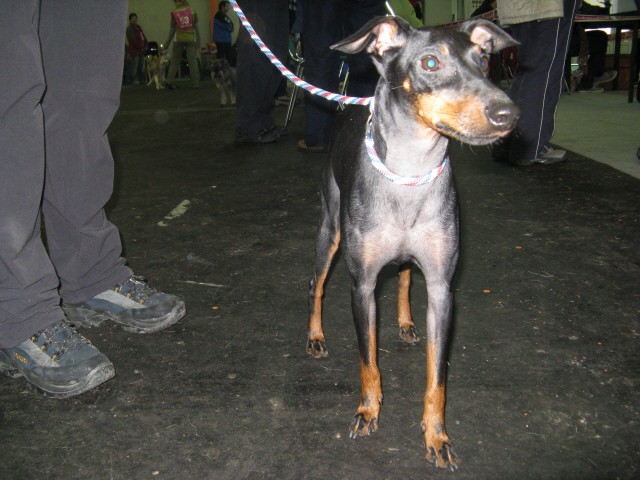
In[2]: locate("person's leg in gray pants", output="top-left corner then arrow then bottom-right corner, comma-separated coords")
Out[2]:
0,0 -> 132,349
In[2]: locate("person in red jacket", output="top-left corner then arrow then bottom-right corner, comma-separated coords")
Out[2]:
125,13 -> 148,85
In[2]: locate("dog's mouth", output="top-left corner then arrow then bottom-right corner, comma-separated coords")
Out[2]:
434,122 -> 509,146
414,93 -> 519,146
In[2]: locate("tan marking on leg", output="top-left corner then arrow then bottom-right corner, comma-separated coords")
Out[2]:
397,265 -> 413,330
351,326 -> 382,437
360,240 -> 382,270
397,265 -> 420,344
307,230 -> 341,357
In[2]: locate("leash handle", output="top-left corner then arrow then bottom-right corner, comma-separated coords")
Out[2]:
229,0 -> 372,106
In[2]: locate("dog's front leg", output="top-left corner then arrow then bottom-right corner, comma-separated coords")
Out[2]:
349,274 -> 382,438
422,281 -> 458,469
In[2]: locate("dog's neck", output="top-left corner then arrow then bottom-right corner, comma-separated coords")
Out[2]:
368,97 -> 449,179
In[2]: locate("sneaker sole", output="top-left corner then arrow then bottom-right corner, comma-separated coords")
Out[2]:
63,300 -> 186,334
531,156 -> 567,165
0,352 -> 115,399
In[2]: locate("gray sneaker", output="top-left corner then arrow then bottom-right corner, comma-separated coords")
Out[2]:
0,319 -> 114,398
63,275 -> 186,334
530,146 -> 567,165
593,70 -> 617,87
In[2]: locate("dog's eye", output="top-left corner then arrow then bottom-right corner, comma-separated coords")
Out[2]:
421,55 -> 440,72
480,55 -> 490,73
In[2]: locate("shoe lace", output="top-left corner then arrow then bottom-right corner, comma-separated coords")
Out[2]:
30,321 -> 91,361
113,275 -> 156,305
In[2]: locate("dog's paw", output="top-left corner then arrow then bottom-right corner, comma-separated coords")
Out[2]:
424,434 -> 458,470
306,338 -> 328,358
349,413 -> 378,438
399,324 -> 420,344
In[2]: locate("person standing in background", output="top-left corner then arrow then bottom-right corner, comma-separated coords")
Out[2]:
493,0 -> 580,166
234,0 -> 289,144
297,0 -> 386,153
165,0 -> 202,89
213,1 -> 236,66
125,13 -> 148,85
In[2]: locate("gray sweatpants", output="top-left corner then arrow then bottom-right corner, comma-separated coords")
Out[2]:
0,1 -> 132,348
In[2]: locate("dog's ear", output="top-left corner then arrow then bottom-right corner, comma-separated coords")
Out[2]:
331,16 -> 410,57
461,19 -> 518,53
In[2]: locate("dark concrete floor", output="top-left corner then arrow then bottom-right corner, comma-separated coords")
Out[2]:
1,80 -> 639,480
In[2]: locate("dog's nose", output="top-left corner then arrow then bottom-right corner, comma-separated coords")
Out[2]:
486,103 -> 520,131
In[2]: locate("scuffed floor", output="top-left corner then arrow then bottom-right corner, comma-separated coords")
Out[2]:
1,82 -> 638,480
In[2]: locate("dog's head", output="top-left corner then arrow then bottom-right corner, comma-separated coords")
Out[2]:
212,58 -> 231,79
331,17 -> 520,145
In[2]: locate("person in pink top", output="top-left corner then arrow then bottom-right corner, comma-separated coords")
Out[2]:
165,0 -> 201,89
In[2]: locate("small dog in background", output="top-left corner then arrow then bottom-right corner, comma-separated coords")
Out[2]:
211,58 -> 236,106
144,53 -> 167,90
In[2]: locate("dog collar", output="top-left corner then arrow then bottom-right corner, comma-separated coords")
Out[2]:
365,119 -> 447,186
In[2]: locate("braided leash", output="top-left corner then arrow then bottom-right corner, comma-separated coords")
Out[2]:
229,0 -> 372,106
231,2 -> 444,186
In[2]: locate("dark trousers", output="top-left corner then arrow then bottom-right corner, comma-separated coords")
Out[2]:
301,0 -> 385,148
216,42 -> 237,67
505,0 -> 580,164
0,1 -> 131,348
235,0 -> 289,136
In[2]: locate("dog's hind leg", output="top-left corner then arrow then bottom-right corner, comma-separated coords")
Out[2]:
397,263 -> 420,344
307,173 -> 340,359
307,218 -> 339,358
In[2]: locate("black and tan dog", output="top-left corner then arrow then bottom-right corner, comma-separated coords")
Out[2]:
306,17 -> 519,469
